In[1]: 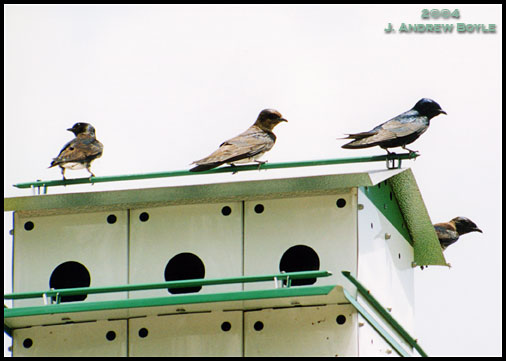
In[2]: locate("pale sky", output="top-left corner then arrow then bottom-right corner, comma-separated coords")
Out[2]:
4,4 -> 502,356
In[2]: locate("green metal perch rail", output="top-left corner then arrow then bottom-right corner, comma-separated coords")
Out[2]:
342,271 -> 428,357
4,270 -> 427,357
4,271 -> 333,336
14,153 -> 419,193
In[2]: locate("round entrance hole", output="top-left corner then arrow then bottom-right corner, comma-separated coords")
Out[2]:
279,245 -> 320,286
164,253 -> 205,294
49,261 -> 91,302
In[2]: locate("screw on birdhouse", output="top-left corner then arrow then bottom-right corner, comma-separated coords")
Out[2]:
385,233 -> 391,240
385,349 -> 393,355
411,261 -> 417,268
386,307 -> 392,312
358,322 -> 365,327
9,229 -> 13,235
358,204 -> 364,210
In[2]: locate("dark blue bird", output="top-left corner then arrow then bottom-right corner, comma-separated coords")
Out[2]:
340,98 -> 446,154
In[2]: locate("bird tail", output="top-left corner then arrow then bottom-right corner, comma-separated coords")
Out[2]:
189,162 -> 224,172
341,141 -> 371,149
339,131 -> 378,149
339,131 -> 377,140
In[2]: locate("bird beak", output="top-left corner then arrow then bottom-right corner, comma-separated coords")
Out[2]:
440,110 -> 447,115
279,118 -> 288,123
67,128 -> 74,132
473,228 -> 483,233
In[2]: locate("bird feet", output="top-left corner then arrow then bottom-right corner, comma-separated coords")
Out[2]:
255,160 -> 267,170
87,173 -> 96,185
402,146 -> 418,153
408,150 -> 420,160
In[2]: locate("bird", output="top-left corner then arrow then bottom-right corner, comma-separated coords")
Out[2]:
49,122 -> 104,180
420,217 -> 482,269
340,98 -> 446,154
189,109 -> 287,172
434,216 -> 483,251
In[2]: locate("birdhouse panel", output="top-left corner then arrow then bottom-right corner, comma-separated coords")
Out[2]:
13,211 -> 128,308
129,203 -> 243,298
243,191 -> 357,290
357,189 -> 415,334
12,319 -> 127,356
128,311 -> 242,356
244,304 -> 357,356
357,312 -> 402,357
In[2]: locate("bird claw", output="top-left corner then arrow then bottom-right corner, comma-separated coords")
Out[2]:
88,172 -> 96,185
402,146 -> 418,154
229,164 -> 238,175
255,160 -> 267,170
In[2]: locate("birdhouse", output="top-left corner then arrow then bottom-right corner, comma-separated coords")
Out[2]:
4,162 -> 446,356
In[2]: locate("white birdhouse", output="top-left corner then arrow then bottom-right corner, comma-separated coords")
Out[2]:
4,166 -> 445,356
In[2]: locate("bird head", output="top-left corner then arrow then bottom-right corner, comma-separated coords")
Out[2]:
67,123 -> 96,136
451,217 -> 483,235
413,98 -> 447,119
254,109 -> 288,131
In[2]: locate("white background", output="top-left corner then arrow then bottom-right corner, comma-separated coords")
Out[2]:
4,4 -> 501,356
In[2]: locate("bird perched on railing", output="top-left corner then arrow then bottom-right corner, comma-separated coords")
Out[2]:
190,109 -> 287,172
434,216 -> 482,251
49,123 -> 104,180
340,98 -> 446,154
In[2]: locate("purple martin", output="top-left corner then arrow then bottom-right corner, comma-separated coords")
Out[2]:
190,109 -> 287,172
420,217 -> 482,269
434,216 -> 483,251
340,98 -> 446,154
49,123 -> 104,179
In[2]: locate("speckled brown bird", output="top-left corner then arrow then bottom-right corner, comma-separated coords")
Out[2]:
190,109 -> 287,172
434,217 -> 483,251
340,98 -> 446,154
49,123 -> 104,180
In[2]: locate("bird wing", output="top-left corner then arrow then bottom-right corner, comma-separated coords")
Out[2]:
343,114 -> 428,147
50,137 -> 103,167
369,119 -> 427,141
192,126 -> 275,165
434,223 -> 459,250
